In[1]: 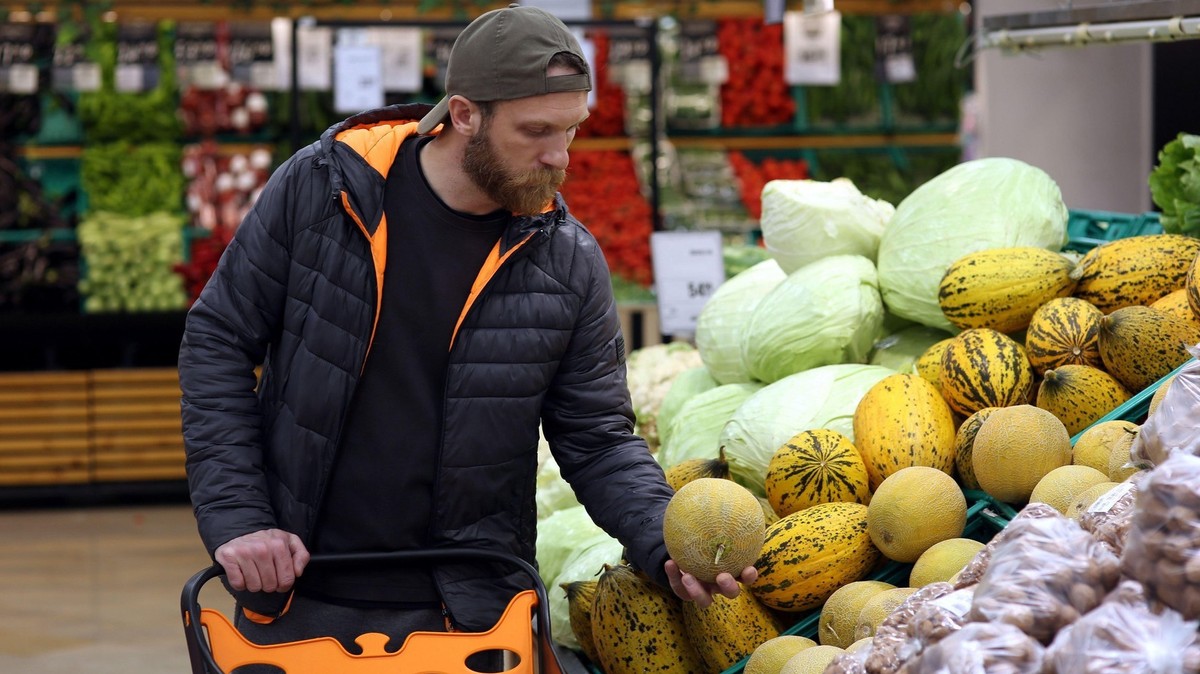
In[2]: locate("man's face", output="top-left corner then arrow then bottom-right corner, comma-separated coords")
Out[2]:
461,72 -> 589,216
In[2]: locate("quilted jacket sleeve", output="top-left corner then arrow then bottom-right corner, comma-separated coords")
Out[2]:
540,237 -> 675,587
178,153 -> 299,556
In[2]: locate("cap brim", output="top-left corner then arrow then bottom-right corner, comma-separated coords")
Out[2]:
417,97 -> 450,134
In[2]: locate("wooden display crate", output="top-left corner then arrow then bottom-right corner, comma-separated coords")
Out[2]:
90,368 -> 186,483
0,371 -> 91,486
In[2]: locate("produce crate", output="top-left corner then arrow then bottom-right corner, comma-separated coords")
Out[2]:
575,490 -> 1016,674
1069,358 -> 1192,444
1062,209 -> 1163,253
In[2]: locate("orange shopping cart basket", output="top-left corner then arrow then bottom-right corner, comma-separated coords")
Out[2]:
180,548 -> 567,674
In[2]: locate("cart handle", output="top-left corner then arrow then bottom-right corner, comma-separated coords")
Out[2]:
180,548 -> 561,674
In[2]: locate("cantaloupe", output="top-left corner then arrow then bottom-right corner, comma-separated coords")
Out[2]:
1148,375 -> 1177,418
1072,420 -> 1139,474
1029,465 -> 1111,514
765,429 -> 871,516
1065,481 -> 1121,519
855,587 -> 919,640
745,635 -> 817,674
953,407 -> 999,490
972,405 -> 1072,503
846,637 -> 873,654
663,478 -> 765,583
909,538 -> 985,587
818,580 -> 896,649
867,467 -> 967,563
781,645 -> 845,674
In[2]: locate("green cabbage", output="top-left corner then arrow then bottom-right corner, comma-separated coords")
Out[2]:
760,178 -> 894,273
695,258 -> 787,385
877,157 -> 1068,331
535,505 -> 612,587
548,536 -> 623,650
719,364 -> 895,495
657,382 -> 763,469
869,325 -> 955,373
742,255 -> 884,384
1149,132 -> 1200,236
657,366 -> 719,450
536,455 -> 581,521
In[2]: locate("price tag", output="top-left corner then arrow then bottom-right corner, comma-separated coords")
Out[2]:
8,63 -> 37,94
116,22 -> 159,93
175,21 -> 220,89
650,231 -> 726,336
72,62 -> 102,92
53,31 -> 90,92
333,43 -> 383,113
229,21 -> 275,87
930,588 -> 975,618
784,10 -> 841,86
875,15 -> 916,84
678,21 -> 727,85
298,25 -> 333,91
115,64 -> 145,93
365,27 -> 422,93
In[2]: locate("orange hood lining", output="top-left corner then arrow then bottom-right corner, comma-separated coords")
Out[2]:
334,120 -> 429,180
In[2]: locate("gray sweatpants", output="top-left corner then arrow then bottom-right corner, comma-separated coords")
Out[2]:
231,594 -> 504,673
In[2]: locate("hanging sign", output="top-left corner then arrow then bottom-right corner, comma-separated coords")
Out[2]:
229,21 -> 277,90
678,20 -> 727,85
608,25 -> 652,93
650,231 -> 726,336
364,27 -> 423,93
175,21 -> 223,90
297,24 -> 333,91
333,43 -> 383,113
783,10 -> 841,86
0,23 -> 41,94
875,15 -> 916,84
53,26 -> 100,92
115,22 -> 160,93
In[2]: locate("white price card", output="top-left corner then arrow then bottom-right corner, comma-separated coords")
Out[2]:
72,62 -> 102,92
365,28 -> 422,93
114,64 -> 145,93
784,10 -> 841,86
333,44 -> 384,114
8,64 -> 38,94
651,230 -> 726,336
298,25 -> 333,91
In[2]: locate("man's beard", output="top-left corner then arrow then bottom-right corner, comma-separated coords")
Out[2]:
462,123 -> 566,216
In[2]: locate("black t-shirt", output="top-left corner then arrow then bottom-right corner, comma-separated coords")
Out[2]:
300,134 -> 509,607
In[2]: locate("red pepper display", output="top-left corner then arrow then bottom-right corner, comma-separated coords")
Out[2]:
575,31 -> 626,139
560,150 -> 654,287
728,151 -> 810,219
717,19 -> 795,128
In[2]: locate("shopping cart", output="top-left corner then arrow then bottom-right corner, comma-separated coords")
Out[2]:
181,548 -> 566,674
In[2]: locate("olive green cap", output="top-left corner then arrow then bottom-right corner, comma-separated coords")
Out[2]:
417,3 -> 592,134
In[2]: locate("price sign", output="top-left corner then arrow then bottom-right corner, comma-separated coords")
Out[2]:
333,43 -> 383,113
175,21 -> 222,90
53,27 -> 95,92
297,25 -> 333,91
229,21 -> 276,88
678,20 -> 727,85
365,27 -> 422,93
115,22 -> 160,92
0,23 -> 39,95
875,15 -> 916,84
783,10 -> 841,86
650,231 -> 726,336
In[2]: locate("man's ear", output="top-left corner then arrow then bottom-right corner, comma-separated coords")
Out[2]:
446,95 -> 481,136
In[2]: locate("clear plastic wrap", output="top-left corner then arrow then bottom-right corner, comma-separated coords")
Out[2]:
1078,479 -> 1138,556
1120,452 -> 1200,620
969,514 -> 1122,644
954,502 -> 1060,589
907,587 -> 972,647
863,582 -> 954,674
1131,345 -> 1200,468
905,622 -> 1045,674
1045,600 -> 1200,674
825,647 -> 870,674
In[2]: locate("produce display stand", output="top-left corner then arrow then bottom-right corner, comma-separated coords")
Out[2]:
1062,209 -> 1164,253
1069,357 -> 1192,444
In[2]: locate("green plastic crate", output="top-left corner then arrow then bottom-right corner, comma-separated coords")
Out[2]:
1063,209 -> 1163,253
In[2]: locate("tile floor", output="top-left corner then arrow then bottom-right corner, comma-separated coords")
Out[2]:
0,501 -> 221,674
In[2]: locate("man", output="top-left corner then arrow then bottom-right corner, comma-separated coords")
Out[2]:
179,4 -> 754,668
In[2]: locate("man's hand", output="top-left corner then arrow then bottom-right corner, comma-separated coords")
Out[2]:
664,559 -> 758,608
214,529 -> 310,593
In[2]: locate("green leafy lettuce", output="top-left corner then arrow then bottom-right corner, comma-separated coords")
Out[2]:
1149,133 -> 1200,236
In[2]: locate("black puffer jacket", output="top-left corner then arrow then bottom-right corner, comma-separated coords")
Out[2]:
178,104 -> 674,631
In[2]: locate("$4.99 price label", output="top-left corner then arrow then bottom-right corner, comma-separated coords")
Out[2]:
650,231 -> 726,336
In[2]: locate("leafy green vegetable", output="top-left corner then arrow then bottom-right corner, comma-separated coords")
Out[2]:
1149,132 -> 1200,236
695,258 -> 787,385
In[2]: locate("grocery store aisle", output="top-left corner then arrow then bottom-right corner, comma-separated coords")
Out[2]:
0,502 -> 219,674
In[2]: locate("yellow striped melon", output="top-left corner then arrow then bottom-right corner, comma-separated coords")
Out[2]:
852,373 -> 957,491
562,580 -> 600,664
1074,233 -> 1200,313
664,449 -> 731,491
940,328 -> 1036,416
915,337 -> 955,391
1151,288 -> 1200,334
1035,365 -> 1131,436
682,583 -> 783,672
1099,306 -> 1200,392
765,429 -> 871,517
953,407 -> 999,490
591,564 -> 706,674
1024,297 -> 1105,375
750,502 -> 880,612
1188,250 -> 1200,318
938,247 -> 1080,333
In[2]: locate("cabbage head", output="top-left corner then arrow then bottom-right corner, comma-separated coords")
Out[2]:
719,364 -> 894,495
536,455 -> 581,521
548,536 -> 623,650
695,258 -> 787,385
877,157 -> 1068,331
536,505 -> 612,586
742,255 -> 884,384
657,382 -> 763,469
656,366 -> 719,450
761,178 -> 894,273
869,325 -> 956,373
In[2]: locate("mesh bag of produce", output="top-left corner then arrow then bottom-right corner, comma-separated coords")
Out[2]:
969,514 -> 1122,644
864,583 -> 954,674
825,647 -> 870,674
904,622 -> 1045,674
1120,452 -> 1200,620
954,502 -> 1060,589
906,587 -> 972,649
1044,600 -> 1200,674
1132,345 -> 1200,467
1078,479 -> 1138,556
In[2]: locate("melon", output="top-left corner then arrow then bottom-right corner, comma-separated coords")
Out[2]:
765,429 -> 871,517
1148,375 -> 1177,418
953,407 -> 999,490
909,538 -> 985,587
781,645 -> 845,674
852,373 -> 957,490
1065,481 -> 1121,519
664,449 -> 732,491
1024,297 -> 1104,374
846,637 -> 873,654
818,580 -> 896,649
940,328 -> 1035,416
972,405 -> 1072,503
663,478 -> 765,583
867,467 -> 967,563
745,635 -> 817,674
855,587 -> 919,640
1029,465 -> 1111,514
915,338 -> 955,390
1072,420 -> 1139,474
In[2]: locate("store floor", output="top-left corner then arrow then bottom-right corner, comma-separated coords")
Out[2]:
0,502 -> 217,674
